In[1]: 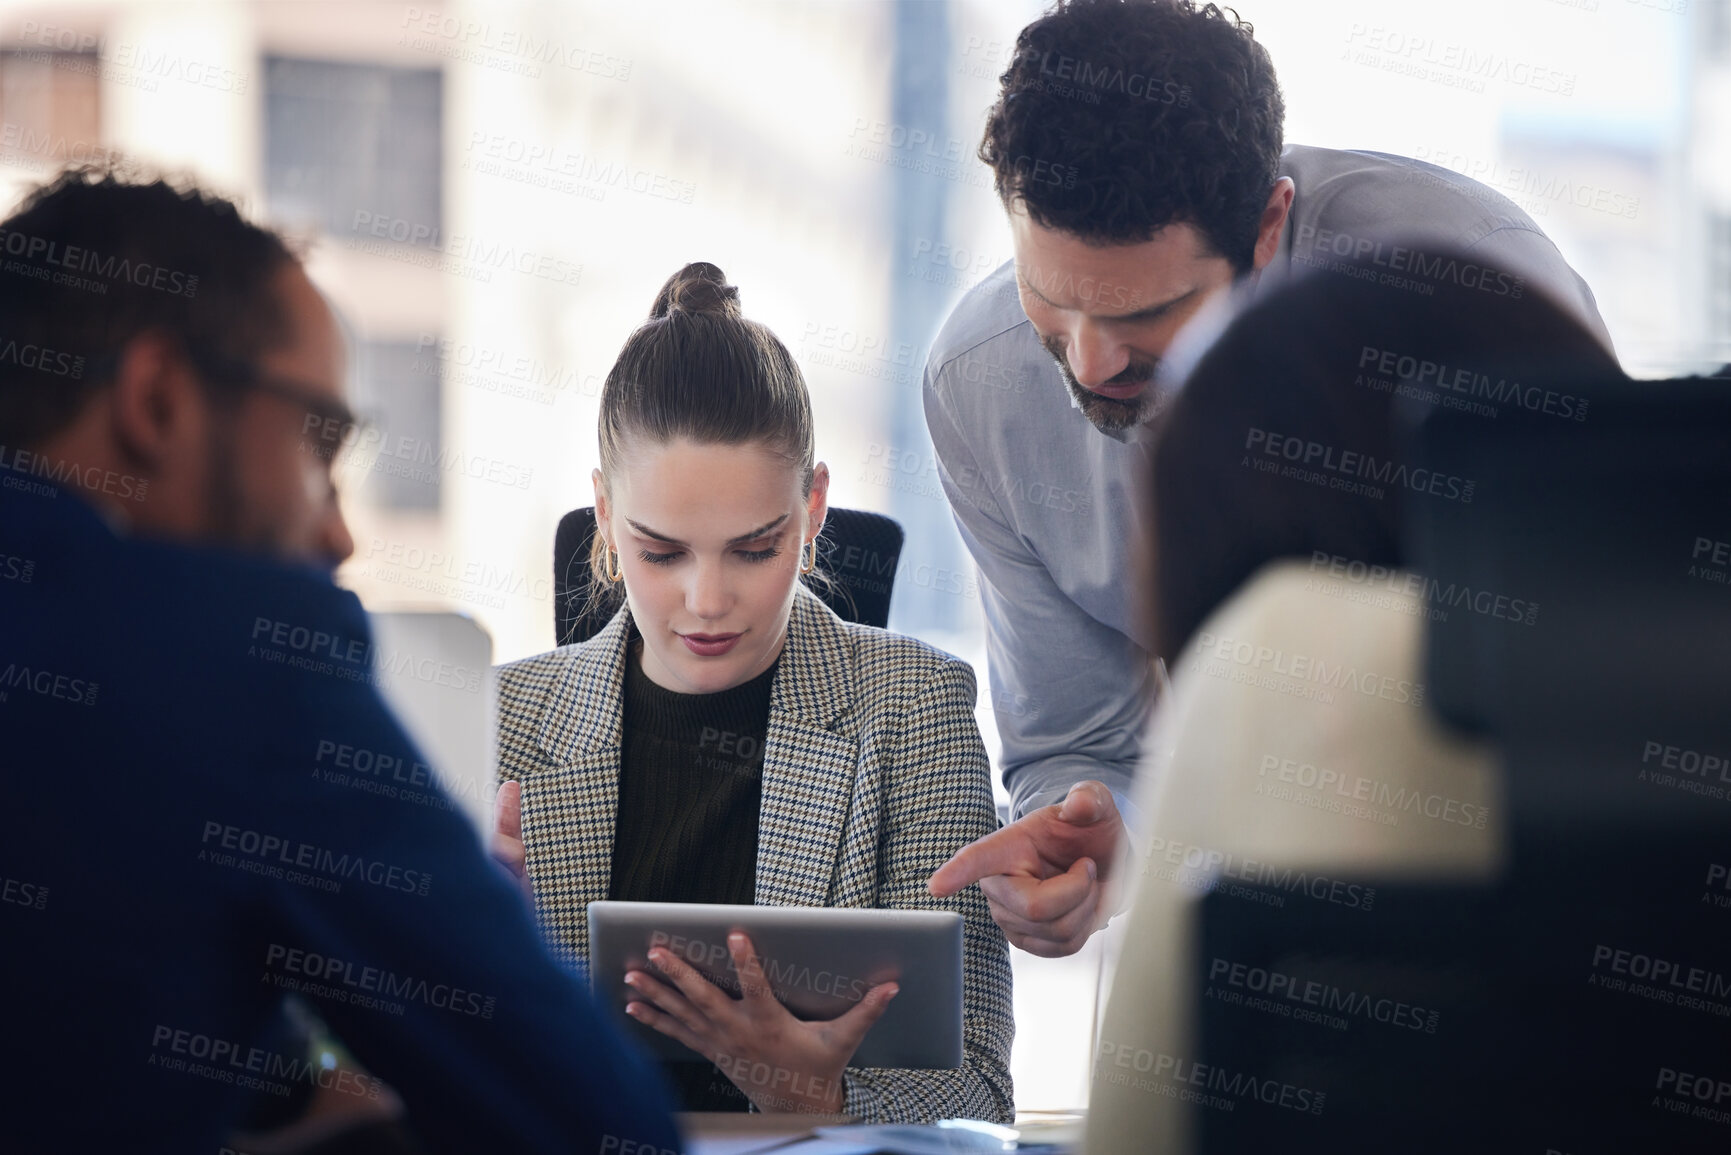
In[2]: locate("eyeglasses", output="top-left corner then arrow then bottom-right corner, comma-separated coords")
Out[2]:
88,343 -> 383,497
190,346 -> 387,504
84,344 -> 368,445
183,343 -> 355,441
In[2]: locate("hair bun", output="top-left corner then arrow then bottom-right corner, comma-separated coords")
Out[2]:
650,261 -> 741,320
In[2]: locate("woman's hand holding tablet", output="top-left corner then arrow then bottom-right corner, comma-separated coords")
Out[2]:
623,930 -> 899,1114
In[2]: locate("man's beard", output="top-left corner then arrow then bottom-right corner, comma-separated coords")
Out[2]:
1040,334 -> 1158,433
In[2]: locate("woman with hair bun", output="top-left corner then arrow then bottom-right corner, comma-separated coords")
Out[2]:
491,263 -> 1014,1123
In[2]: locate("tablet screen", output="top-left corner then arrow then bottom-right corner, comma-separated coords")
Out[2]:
587,901 -> 963,1069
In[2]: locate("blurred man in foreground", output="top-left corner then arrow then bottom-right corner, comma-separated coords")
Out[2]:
0,168 -> 680,1154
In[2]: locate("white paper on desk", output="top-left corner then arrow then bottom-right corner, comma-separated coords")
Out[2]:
682,1135 -> 879,1155
681,1137 -> 783,1155
813,1125 -> 1023,1154
685,1136 -> 878,1155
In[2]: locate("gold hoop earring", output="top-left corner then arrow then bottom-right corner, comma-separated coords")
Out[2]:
605,546 -> 623,583
799,538 -> 817,575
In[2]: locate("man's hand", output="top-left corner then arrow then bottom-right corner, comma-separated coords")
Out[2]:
928,780 -> 1124,958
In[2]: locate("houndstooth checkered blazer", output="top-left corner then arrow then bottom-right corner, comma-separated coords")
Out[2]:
496,584 -> 1014,1124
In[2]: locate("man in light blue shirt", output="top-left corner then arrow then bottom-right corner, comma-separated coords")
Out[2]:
926,0 -> 1608,957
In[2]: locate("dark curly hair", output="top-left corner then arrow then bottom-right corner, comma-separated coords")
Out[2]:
980,0 -> 1285,269
0,166 -> 296,447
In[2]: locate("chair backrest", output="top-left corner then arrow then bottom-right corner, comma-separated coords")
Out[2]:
1186,372 -> 1731,1152
553,506 -> 905,647
1410,372 -> 1731,829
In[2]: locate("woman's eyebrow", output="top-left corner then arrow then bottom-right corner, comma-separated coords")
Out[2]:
625,513 -> 789,547
726,514 -> 790,545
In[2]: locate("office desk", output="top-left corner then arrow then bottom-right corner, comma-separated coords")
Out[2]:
679,1112 -> 857,1154
678,1110 -> 1082,1154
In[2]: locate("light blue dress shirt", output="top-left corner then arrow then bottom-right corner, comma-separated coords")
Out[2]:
923,145 -> 1611,821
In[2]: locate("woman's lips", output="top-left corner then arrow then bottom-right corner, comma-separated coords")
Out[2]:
680,632 -> 742,657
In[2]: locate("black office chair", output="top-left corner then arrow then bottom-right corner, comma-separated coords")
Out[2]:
552,506 -> 905,647
1186,371 -> 1731,1153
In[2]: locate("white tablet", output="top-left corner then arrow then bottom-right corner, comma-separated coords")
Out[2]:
587,901 -> 963,1069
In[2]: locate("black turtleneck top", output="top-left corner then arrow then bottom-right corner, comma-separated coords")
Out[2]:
609,637 -> 776,905
609,634 -> 779,1111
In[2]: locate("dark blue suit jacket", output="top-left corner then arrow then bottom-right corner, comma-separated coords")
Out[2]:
0,481 -> 681,1153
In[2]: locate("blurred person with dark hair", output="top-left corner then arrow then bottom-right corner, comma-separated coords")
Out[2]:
1081,253 -> 1619,1151
0,168 -> 680,1154
926,0 -> 1612,957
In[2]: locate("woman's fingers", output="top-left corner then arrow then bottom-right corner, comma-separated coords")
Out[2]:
725,932 -> 780,1009
489,780 -> 529,890
625,998 -> 709,1058
826,980 -> 899,1052
491,837 -> 527,885
625,968 -> 709,1038
647,947 -> 734,1018
494,779 -> 522,840
636,933 -> 892,1102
